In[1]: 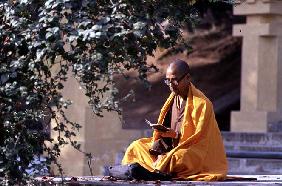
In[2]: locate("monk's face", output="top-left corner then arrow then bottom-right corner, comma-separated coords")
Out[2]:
165,67 -> 190,95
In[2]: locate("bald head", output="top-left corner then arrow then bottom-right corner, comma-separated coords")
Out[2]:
165,59 -> 191,97
167,59 -> 190,78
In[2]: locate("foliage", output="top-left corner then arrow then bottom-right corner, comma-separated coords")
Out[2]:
0,0 -> 200,183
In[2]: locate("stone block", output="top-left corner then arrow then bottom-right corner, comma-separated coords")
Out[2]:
50,140 -> 87,176
83,139 -> 133,176
50,73 -> 146,177
268,121 -> 282,132
231,112 -> 282,132
234,1 -> 282,15
225,144 -> 282,152
222,132 -> 282,145
247,158 -> 282,171
230,111 -> 268,132
233,24 -> 270,36
234,23 -> 282,36
227,158 -> 241,169
228,158 -> 282,174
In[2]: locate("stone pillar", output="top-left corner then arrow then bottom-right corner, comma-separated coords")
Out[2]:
52,75 -> 143,176
231,0 -> 282,132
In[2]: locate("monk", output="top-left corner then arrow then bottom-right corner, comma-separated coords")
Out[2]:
122,59 -> 228,181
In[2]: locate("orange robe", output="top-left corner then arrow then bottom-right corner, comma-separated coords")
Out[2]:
122,83 -> 228,181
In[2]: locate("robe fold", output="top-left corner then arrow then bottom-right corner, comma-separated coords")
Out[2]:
122,83 -> 228,181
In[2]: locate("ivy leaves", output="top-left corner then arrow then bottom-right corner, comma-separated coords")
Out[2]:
0,0 -> 199,183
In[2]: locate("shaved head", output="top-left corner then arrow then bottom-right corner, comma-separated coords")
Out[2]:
165,59 -> 191,98
167,59 -> 190,78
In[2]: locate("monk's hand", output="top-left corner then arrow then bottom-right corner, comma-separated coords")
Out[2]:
158,129 -> 178,138
152,130 -> 161,141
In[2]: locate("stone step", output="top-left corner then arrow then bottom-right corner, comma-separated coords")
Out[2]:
268,121 -> 282,132
225,144 -> 282,152
228,157 -> 282,175
226,150 -> 282,160
33,175 -> 282,185
223,131 -> 282,174
222,131 -> 282,145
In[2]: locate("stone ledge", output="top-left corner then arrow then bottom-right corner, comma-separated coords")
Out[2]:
234,1 -> 282,15
222,131 -> 282,145
233,23 -> 282,36
225,144 -> 282,152
32,175 -> 282,185
228,158 -> 282,174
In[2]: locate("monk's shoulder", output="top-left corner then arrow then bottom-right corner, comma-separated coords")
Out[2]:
194,96 -> 213,111
192,88 -> 213,110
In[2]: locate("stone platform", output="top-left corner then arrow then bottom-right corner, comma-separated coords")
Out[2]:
33,175 -> 282,185
222,131 -> 282,174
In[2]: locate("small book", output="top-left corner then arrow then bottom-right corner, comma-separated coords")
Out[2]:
145,119 -> 169,132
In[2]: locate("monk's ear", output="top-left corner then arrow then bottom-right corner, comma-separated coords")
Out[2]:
186,74 -> 191,82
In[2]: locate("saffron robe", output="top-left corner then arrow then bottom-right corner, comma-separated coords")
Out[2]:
122,83 -> 228,181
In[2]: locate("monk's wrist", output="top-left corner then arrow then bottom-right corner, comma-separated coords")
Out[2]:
174,132 -> 179,139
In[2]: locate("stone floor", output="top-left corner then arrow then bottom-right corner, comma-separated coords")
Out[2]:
33,175 -> 282,185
